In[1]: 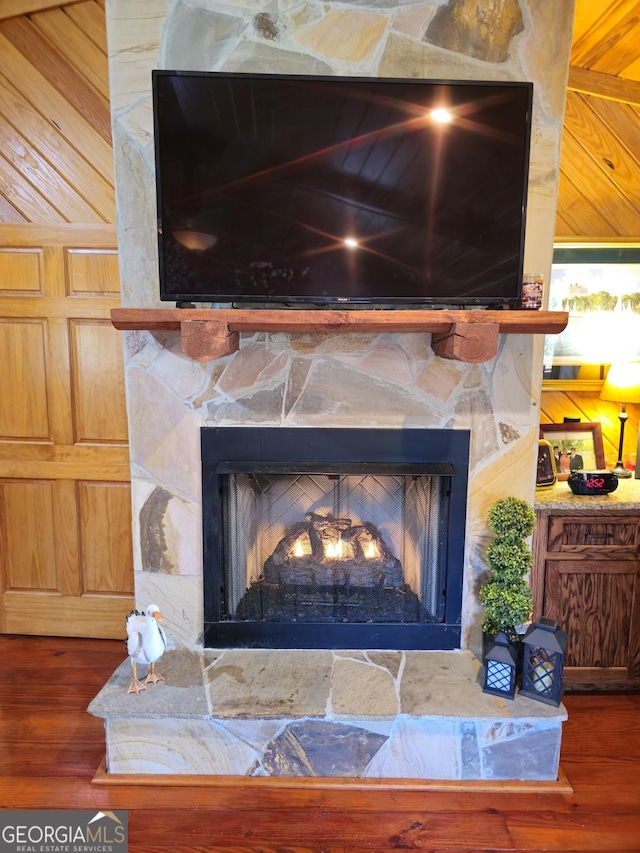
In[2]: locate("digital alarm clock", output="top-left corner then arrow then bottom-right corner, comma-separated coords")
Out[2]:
567,471 -> 619,495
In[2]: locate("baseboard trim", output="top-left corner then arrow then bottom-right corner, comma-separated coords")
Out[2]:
91,757 -> 573,794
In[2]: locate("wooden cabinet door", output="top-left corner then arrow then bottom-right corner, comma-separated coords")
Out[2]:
0,224 -> 134,638
544,558 -> 640,687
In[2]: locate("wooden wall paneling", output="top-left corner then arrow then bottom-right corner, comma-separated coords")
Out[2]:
559,125 -> 638,236
597,398 -> 639,469
0,154 -> 67,223
79,480 -> 133,595
0,69 -> 115,222
554,208 -> 574,236
569,0 -> 610,50
30,7 -> 109,101
567,65 -> 640,106
64,1 -> 106,49
0,194 -> 27,224
570,2 -> 638,68
590,97 -> 640,167
578,7 -> 640,73
0,105 -> 104,223
555,169 -> 614,236
0,16 -> 111,143
557,2 -> 640,239
0,33 -> 114,186
0,1 -> 87,18
564,93 -> 640,205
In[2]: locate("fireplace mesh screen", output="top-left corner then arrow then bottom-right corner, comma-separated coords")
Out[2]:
222,472 -> 444,624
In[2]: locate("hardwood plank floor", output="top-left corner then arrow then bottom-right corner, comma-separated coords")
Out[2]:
0,634 -> 639,853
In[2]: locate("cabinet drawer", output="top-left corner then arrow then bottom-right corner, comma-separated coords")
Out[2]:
547,516 -> 640,554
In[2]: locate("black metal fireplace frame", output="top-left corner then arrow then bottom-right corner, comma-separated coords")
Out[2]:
202,427 -> 469,650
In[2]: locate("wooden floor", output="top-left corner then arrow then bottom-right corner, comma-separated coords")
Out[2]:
1,635 -> 639,853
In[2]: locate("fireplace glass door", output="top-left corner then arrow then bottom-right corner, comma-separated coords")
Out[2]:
202,427 -> 469,649
225,470 -> 443,623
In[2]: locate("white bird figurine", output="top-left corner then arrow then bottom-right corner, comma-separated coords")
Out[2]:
125,604 -> 167,695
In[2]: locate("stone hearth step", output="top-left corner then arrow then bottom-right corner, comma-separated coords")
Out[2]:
88,649 -> 566,781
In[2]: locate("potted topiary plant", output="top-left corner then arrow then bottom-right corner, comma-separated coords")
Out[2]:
479,496 -> 535,648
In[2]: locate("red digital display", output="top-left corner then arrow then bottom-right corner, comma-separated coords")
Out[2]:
585,476 -> 606,489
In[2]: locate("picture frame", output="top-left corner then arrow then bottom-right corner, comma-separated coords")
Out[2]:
539,422 -> 605,481
543,241 -> 640,389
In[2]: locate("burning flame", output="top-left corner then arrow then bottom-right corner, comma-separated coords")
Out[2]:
289,531 -> 380,561
325,540 -> 344,559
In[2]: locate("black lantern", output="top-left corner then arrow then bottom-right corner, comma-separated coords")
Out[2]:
482,631 -> 518,699
519,617 -> 568,706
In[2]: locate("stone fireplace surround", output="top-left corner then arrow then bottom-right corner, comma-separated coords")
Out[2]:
96,0 -> 576,781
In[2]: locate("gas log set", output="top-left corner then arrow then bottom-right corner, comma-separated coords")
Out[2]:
235,511 -> 420,623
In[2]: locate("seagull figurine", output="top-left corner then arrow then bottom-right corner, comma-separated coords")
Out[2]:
125,603 -> 167,695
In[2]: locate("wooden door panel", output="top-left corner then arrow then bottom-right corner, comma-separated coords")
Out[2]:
0,318 -> 50,439
71,320 -> 128,443
0,247 -> 42,293
67,248 -> 119,295
79,480 -> 133,595
0,225 -> 133,638
545,559 -> 637,668
1,479 -> 58,591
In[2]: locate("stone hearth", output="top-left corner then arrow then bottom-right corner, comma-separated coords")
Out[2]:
89,649 -> 566,781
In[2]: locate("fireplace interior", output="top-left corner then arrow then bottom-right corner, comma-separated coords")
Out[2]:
202,427 -> 469,649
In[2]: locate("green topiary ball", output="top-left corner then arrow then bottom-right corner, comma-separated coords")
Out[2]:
486,539 -> 533,576
479,579 -> 533,641
487,496 -> 536,541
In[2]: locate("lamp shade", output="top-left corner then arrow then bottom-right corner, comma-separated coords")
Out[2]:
600,363 -> 640,404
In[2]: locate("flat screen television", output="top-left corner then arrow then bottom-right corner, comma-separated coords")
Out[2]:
152,71 -> 533,308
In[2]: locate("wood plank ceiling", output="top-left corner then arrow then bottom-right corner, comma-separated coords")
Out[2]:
0,0 -> 113,225
0,0 -> 638,239
557,0 -> 640,239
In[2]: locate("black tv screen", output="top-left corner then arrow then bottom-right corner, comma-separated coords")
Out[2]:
152,71 -> 533,308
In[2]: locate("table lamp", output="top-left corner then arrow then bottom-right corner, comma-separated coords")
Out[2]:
599,362 -> 640,478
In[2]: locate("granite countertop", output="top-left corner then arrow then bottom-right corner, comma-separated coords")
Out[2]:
535,475 -> 640,509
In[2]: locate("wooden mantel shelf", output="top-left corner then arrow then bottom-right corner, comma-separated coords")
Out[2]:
110,307 -> 569,364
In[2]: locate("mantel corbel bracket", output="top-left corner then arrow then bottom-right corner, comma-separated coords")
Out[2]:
180,319 -> 239,361
431,322 -> 500,363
